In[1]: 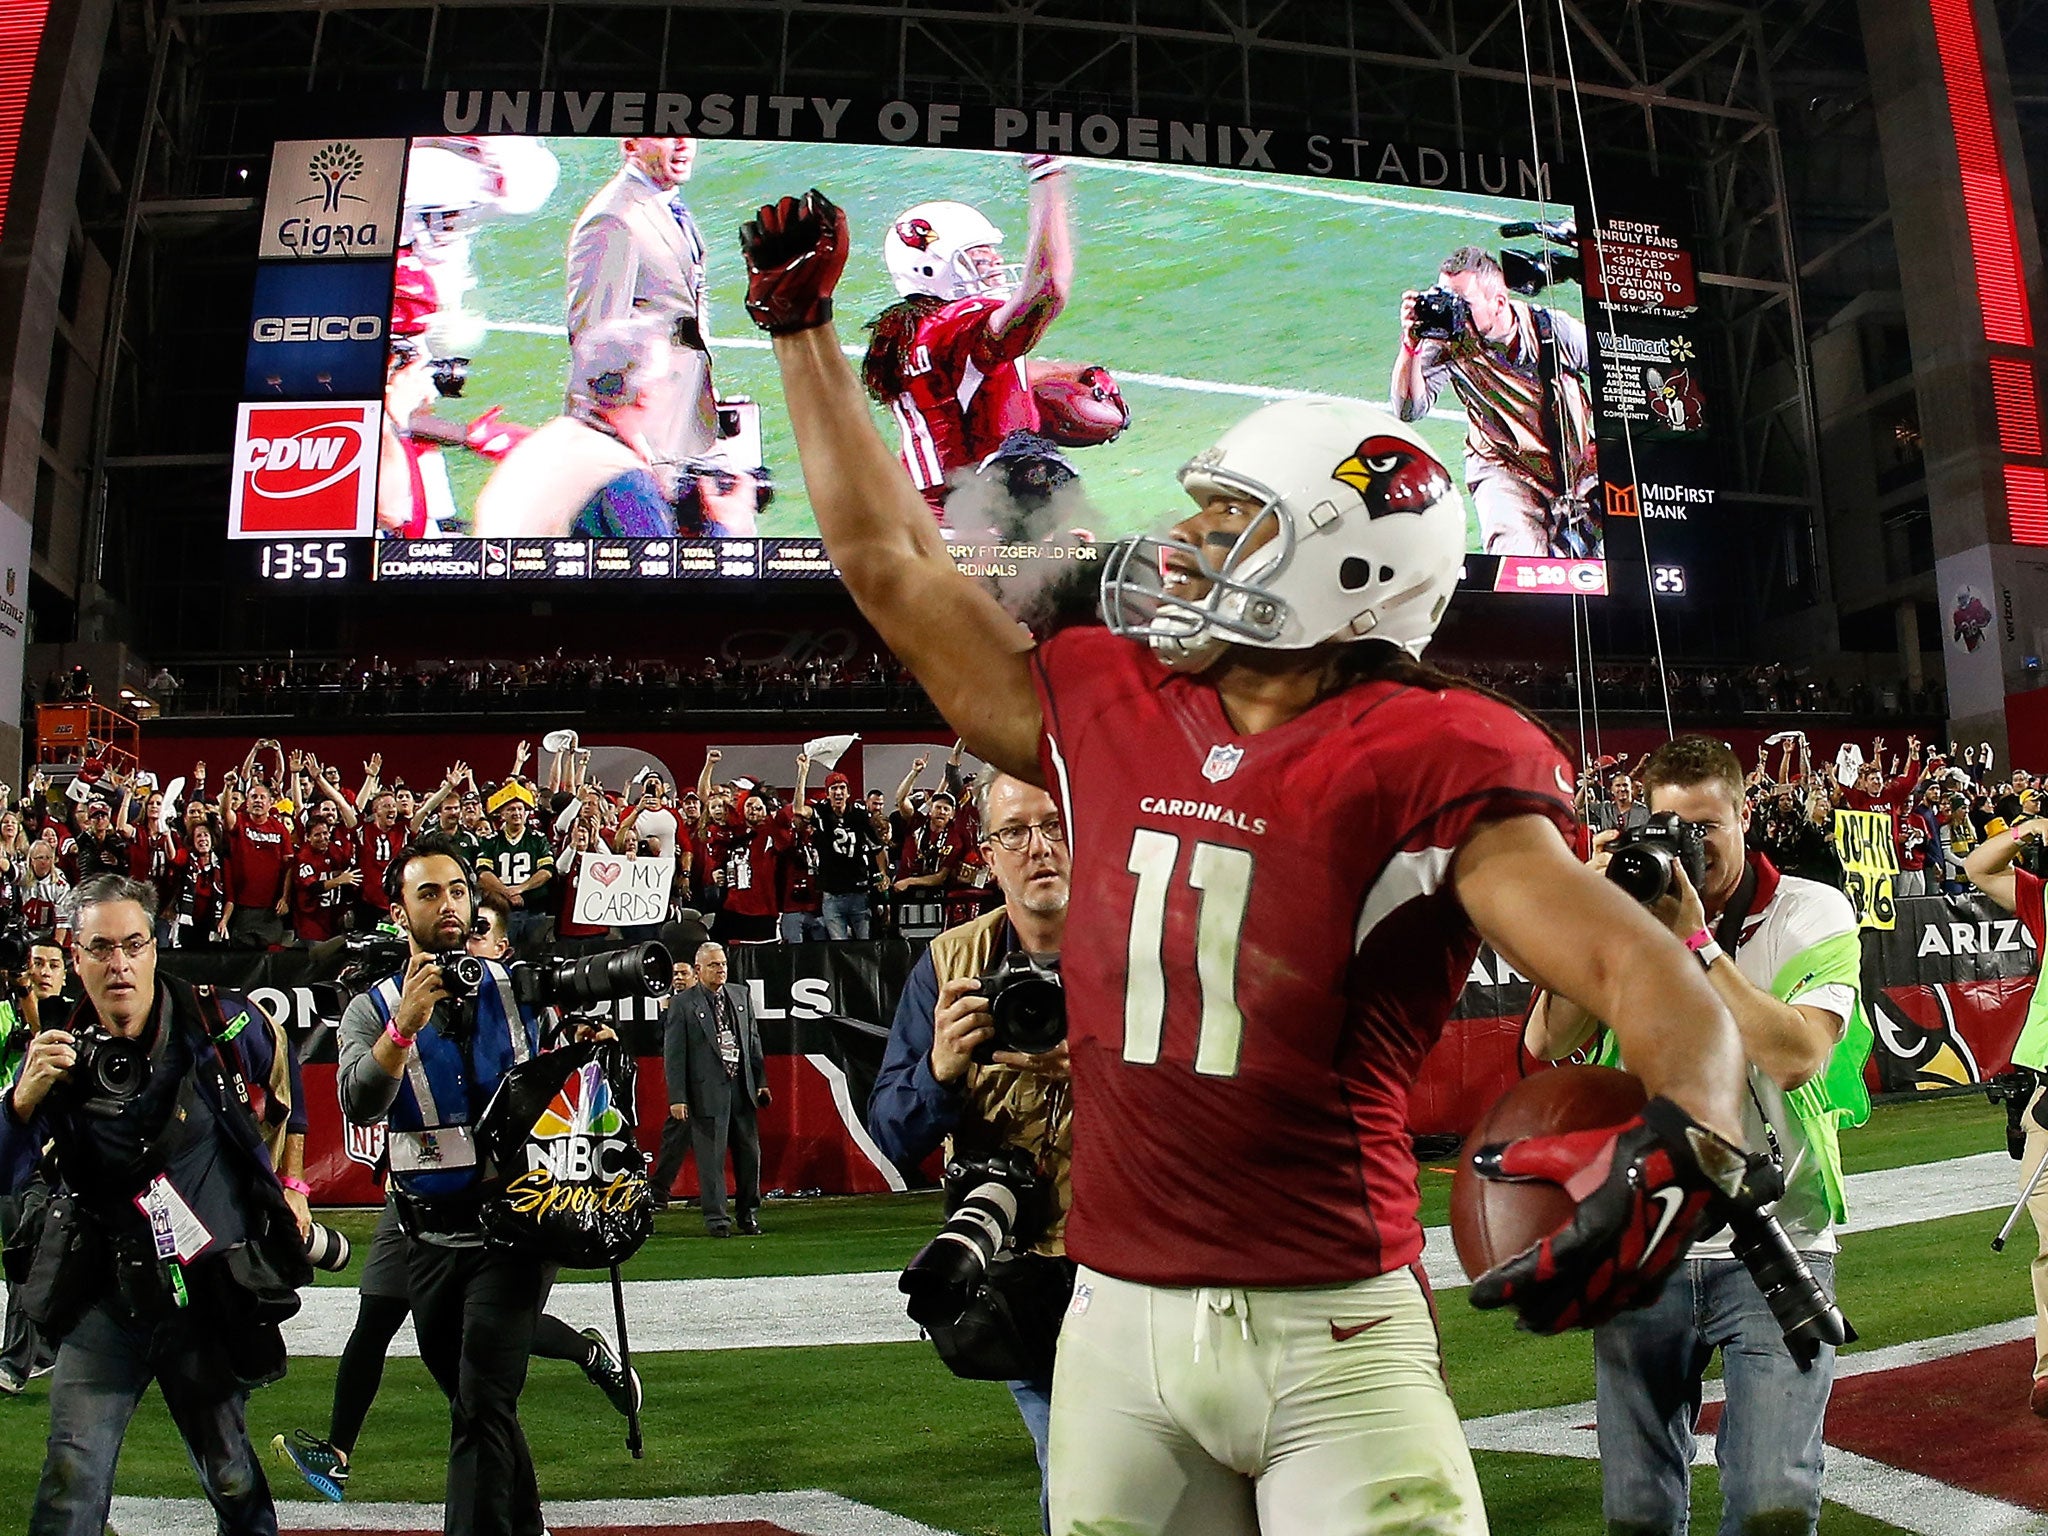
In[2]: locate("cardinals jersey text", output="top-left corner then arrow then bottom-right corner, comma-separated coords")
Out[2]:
1031,624 -> 1575,1287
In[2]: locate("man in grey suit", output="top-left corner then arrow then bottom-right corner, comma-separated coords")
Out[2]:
564,136 -> 718,488
664,942 -> 771,1236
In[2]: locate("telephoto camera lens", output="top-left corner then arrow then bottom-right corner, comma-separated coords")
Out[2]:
532,943 -> 674,1009
1724,1205 -> 1852,1368
899,1151 -> 1038,1329
304,1223 -> 352,1273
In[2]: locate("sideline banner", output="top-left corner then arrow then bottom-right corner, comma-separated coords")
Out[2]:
161,896 -> 2031,1201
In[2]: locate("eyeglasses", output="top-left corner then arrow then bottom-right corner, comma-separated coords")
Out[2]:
79,935 -> 154,963
983,817 -> 1067,852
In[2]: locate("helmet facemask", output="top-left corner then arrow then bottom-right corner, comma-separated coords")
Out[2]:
1100,485 -> 1297,672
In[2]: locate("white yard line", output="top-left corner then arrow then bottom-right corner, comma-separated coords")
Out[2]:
112,1491 -> 952,1535
286,1152 -> 2019,1358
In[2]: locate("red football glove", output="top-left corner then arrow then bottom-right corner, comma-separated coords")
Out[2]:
462,407 -> 531,460
738,189 -> 850,337
1468,1096 -> 1750,1333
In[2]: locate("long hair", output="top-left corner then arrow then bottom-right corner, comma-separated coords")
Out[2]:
861,296 -> 946,402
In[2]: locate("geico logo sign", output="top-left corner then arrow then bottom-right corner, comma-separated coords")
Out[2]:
251,314 -> 383,343
237,422 -> 370,496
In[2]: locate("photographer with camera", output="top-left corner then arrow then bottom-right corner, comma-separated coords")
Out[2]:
336,834 -> 550,1536
869,770 -> 1072,1525
0,932 -> 66,1392
0,876 -> 313,1534
1962,813 -> 2048,1415
1525,737 -> 1864,1536
1392,245 -> 1598,558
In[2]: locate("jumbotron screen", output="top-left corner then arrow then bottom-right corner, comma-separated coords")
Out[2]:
235,133 -> 1601,589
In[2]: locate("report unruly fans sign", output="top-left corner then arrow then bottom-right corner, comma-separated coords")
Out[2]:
571,854 -> 674,929
1835,809 -> 1900,931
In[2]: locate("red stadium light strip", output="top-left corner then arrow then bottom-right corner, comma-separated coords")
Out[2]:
0,2 -> 51,245
1929,0 -> 2048,542
2005,465 -> 2048,545
1928,0 -> 2033,348
1990,357 -> 2044,455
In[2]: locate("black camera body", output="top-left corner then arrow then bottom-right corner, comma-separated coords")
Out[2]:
0,920 -> 34,974
1607,811 -> 1710,905
429,356 -> 470,399
974,951 -> 1065,1064
435,952 -> 487,999
1411,285 -> 1473,342
70,1022 -> 149,1106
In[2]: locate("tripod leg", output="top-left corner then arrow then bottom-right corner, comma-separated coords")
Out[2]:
1994,1141 -> 2048,1251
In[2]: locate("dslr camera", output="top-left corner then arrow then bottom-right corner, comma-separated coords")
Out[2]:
1410,285 -> 1473,342
0,918 -> 34,974
1606,811 -> 1709,905
69,1021 -> 149,1107
972,951 -> 1065,1064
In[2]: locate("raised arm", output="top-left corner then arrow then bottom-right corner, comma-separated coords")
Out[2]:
1965,815 -> 2048,913
742,193 -> 1043,781
896,754 -> 929,817
983,161 -> 1071,349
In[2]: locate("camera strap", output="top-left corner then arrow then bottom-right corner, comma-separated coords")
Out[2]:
1707,864 -> 1786,1172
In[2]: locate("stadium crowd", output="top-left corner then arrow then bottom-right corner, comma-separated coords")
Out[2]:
1579,730 -> 2040,896
0,734 -> 1001,951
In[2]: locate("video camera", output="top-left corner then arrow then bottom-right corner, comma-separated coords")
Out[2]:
1497,216 -> 1584,297
1606,812 -> 1709,905
1988,1068 -> 2046,1159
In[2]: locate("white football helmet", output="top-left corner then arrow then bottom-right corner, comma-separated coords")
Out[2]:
1099,399 -> 1467,671
885,201 -> 1020,301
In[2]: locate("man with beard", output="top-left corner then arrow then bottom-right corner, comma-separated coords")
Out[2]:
337,836 -> 550,1536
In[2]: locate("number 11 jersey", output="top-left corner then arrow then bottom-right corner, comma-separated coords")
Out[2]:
1031,624 -> 1576,1287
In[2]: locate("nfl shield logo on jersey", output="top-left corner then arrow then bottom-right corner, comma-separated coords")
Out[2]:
1202,744 -> 1245,783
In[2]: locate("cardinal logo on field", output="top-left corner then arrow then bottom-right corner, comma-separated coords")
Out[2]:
1331,436 -> 1451,519
1202,744 -> 1245,783
894,216 -> 937,251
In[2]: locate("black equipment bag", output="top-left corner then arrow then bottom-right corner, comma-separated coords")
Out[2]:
926,1251 -> 1077,1384
473,1041 -> 654,1268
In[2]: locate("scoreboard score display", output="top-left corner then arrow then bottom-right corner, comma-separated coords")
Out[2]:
230,102 -> 1707,591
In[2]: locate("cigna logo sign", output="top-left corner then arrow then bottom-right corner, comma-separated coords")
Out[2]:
228,402 -> 380,539
258,139 -> 405,260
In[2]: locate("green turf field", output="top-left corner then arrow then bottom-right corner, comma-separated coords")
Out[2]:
445,138 -> 1574,549
0,1096 -> 2022,1534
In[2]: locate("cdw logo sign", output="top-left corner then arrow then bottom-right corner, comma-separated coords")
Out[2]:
228,401 -> 380,538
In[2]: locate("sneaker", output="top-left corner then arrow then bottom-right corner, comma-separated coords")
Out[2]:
271,1431 -> 349,1502
0,1367 -> 23,1397
579,1328 -> 642,1417
2032,1377 -> 2048,1419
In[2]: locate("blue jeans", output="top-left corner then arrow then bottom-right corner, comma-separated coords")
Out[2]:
779,910 -> 828,944
821,890 -> 871,940
32,1303 -> 276,1536
1594,1254 -> 1835,1536
1007,1375 -> 1054,1534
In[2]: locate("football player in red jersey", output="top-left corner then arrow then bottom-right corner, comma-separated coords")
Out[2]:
741,193 -> 1755,1536
861,161 -> 1072,518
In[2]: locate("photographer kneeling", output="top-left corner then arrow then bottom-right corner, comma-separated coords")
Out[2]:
1,876 -> 311,1536
869,770 -> 1072,1530
1526,737 -> 1864,1536
337,834 -> 549,1536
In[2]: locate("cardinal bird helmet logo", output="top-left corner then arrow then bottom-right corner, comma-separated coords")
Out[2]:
1330,435 -> 1452,519
894,216 -> 937,251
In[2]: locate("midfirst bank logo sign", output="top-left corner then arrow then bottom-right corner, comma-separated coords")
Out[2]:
259,139 -> 406,259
